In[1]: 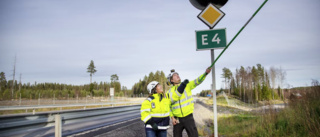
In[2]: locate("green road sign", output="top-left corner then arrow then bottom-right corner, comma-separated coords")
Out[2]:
195,28 -> 227,51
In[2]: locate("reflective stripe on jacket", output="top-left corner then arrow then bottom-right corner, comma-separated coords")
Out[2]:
140,93 -> 170,130
166,74 -> 206,117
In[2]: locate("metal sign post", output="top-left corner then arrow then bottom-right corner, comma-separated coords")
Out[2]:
211,50 -> 218,137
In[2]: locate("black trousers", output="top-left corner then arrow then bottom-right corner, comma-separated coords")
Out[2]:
173,114 -> 198,137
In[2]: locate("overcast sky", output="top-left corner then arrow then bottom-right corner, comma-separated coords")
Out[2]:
1,0 -> 319,94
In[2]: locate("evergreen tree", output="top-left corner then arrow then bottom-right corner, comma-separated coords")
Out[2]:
0,72 -> 7,92
221,67 -> 232,95
87,60 -> 97,84
230,77 -> 237,96
257,64 -> 265,85
132,71 -> 167,96
148,72 -> 154,82
239,66 -> 246,101
251,66 -> 259,101
110,74 -> 121,94
110,74 -> 119,82
160,71 -> 167,92
235,69 -> 240,98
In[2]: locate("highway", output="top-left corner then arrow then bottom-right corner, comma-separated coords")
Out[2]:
0,105 -> 141,137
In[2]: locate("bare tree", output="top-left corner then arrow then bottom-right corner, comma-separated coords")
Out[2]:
278,66 -> 287,101
11,55 -> 16,100
269,66 -> 277,99
19,73 -> 21,93
311,79 -> 319,86
235,69 -> 241,98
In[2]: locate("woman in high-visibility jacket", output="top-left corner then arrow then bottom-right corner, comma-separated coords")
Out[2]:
141,81 -> 171,137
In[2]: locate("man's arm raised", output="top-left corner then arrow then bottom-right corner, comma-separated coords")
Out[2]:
189,67 -> 212,90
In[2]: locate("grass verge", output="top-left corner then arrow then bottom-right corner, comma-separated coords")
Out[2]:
206,87 -> 320,137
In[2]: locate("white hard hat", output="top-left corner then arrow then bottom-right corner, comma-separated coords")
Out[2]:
167,69 -> 178,86
147,81 -> 159,94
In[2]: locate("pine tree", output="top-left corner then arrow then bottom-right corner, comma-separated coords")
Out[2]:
0,72 -> 7,93
87,60 -> 97,84
239,66 -> 246,101
251,66 -> 259,101
221,67 -> 232,95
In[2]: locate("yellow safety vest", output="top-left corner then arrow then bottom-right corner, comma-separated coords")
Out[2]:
140,93 -> 171,130
166,74 -> 207,117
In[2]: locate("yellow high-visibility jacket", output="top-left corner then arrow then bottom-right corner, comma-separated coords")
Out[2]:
140,93 -> 171,130
166,74 -> 207,117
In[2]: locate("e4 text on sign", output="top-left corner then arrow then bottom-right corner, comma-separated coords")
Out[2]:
195,28 -> 227,51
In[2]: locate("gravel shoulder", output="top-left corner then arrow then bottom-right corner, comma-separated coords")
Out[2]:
167,100 -> 216,137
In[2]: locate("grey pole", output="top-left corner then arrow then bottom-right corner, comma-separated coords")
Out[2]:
55,114 -> 62,137
211,49 -> 218,137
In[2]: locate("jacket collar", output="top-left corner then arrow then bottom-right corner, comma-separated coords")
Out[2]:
152,93 -> 164,101
173,83 -> 181,87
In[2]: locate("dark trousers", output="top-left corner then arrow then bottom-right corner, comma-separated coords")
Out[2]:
145,129 -> 167,137
173,114 -> 198,137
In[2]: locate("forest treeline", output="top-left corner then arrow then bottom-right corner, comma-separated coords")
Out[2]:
132,70 -> 169,95
0,72 -> 130,100
0,63 -> 290,101
0,70 -> 168,100
199,64 -> 287,102
0,70 -> 171,100
0,60 -> 134,100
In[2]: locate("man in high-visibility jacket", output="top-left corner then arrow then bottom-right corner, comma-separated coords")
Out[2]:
166,68 -> 211,137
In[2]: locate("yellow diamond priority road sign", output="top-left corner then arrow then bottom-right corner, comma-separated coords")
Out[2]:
197,3 -> 225,29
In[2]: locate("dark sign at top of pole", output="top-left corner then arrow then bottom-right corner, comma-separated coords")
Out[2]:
189,0 -> 228,10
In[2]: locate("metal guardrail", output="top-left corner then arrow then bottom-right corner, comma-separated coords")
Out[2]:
0,101 -> 142,114
0,104 -> 141,137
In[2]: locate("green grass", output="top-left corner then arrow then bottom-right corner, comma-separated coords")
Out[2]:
217,113 -> 259,137
201,88 -> 320,137
208,106 -> 317,137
